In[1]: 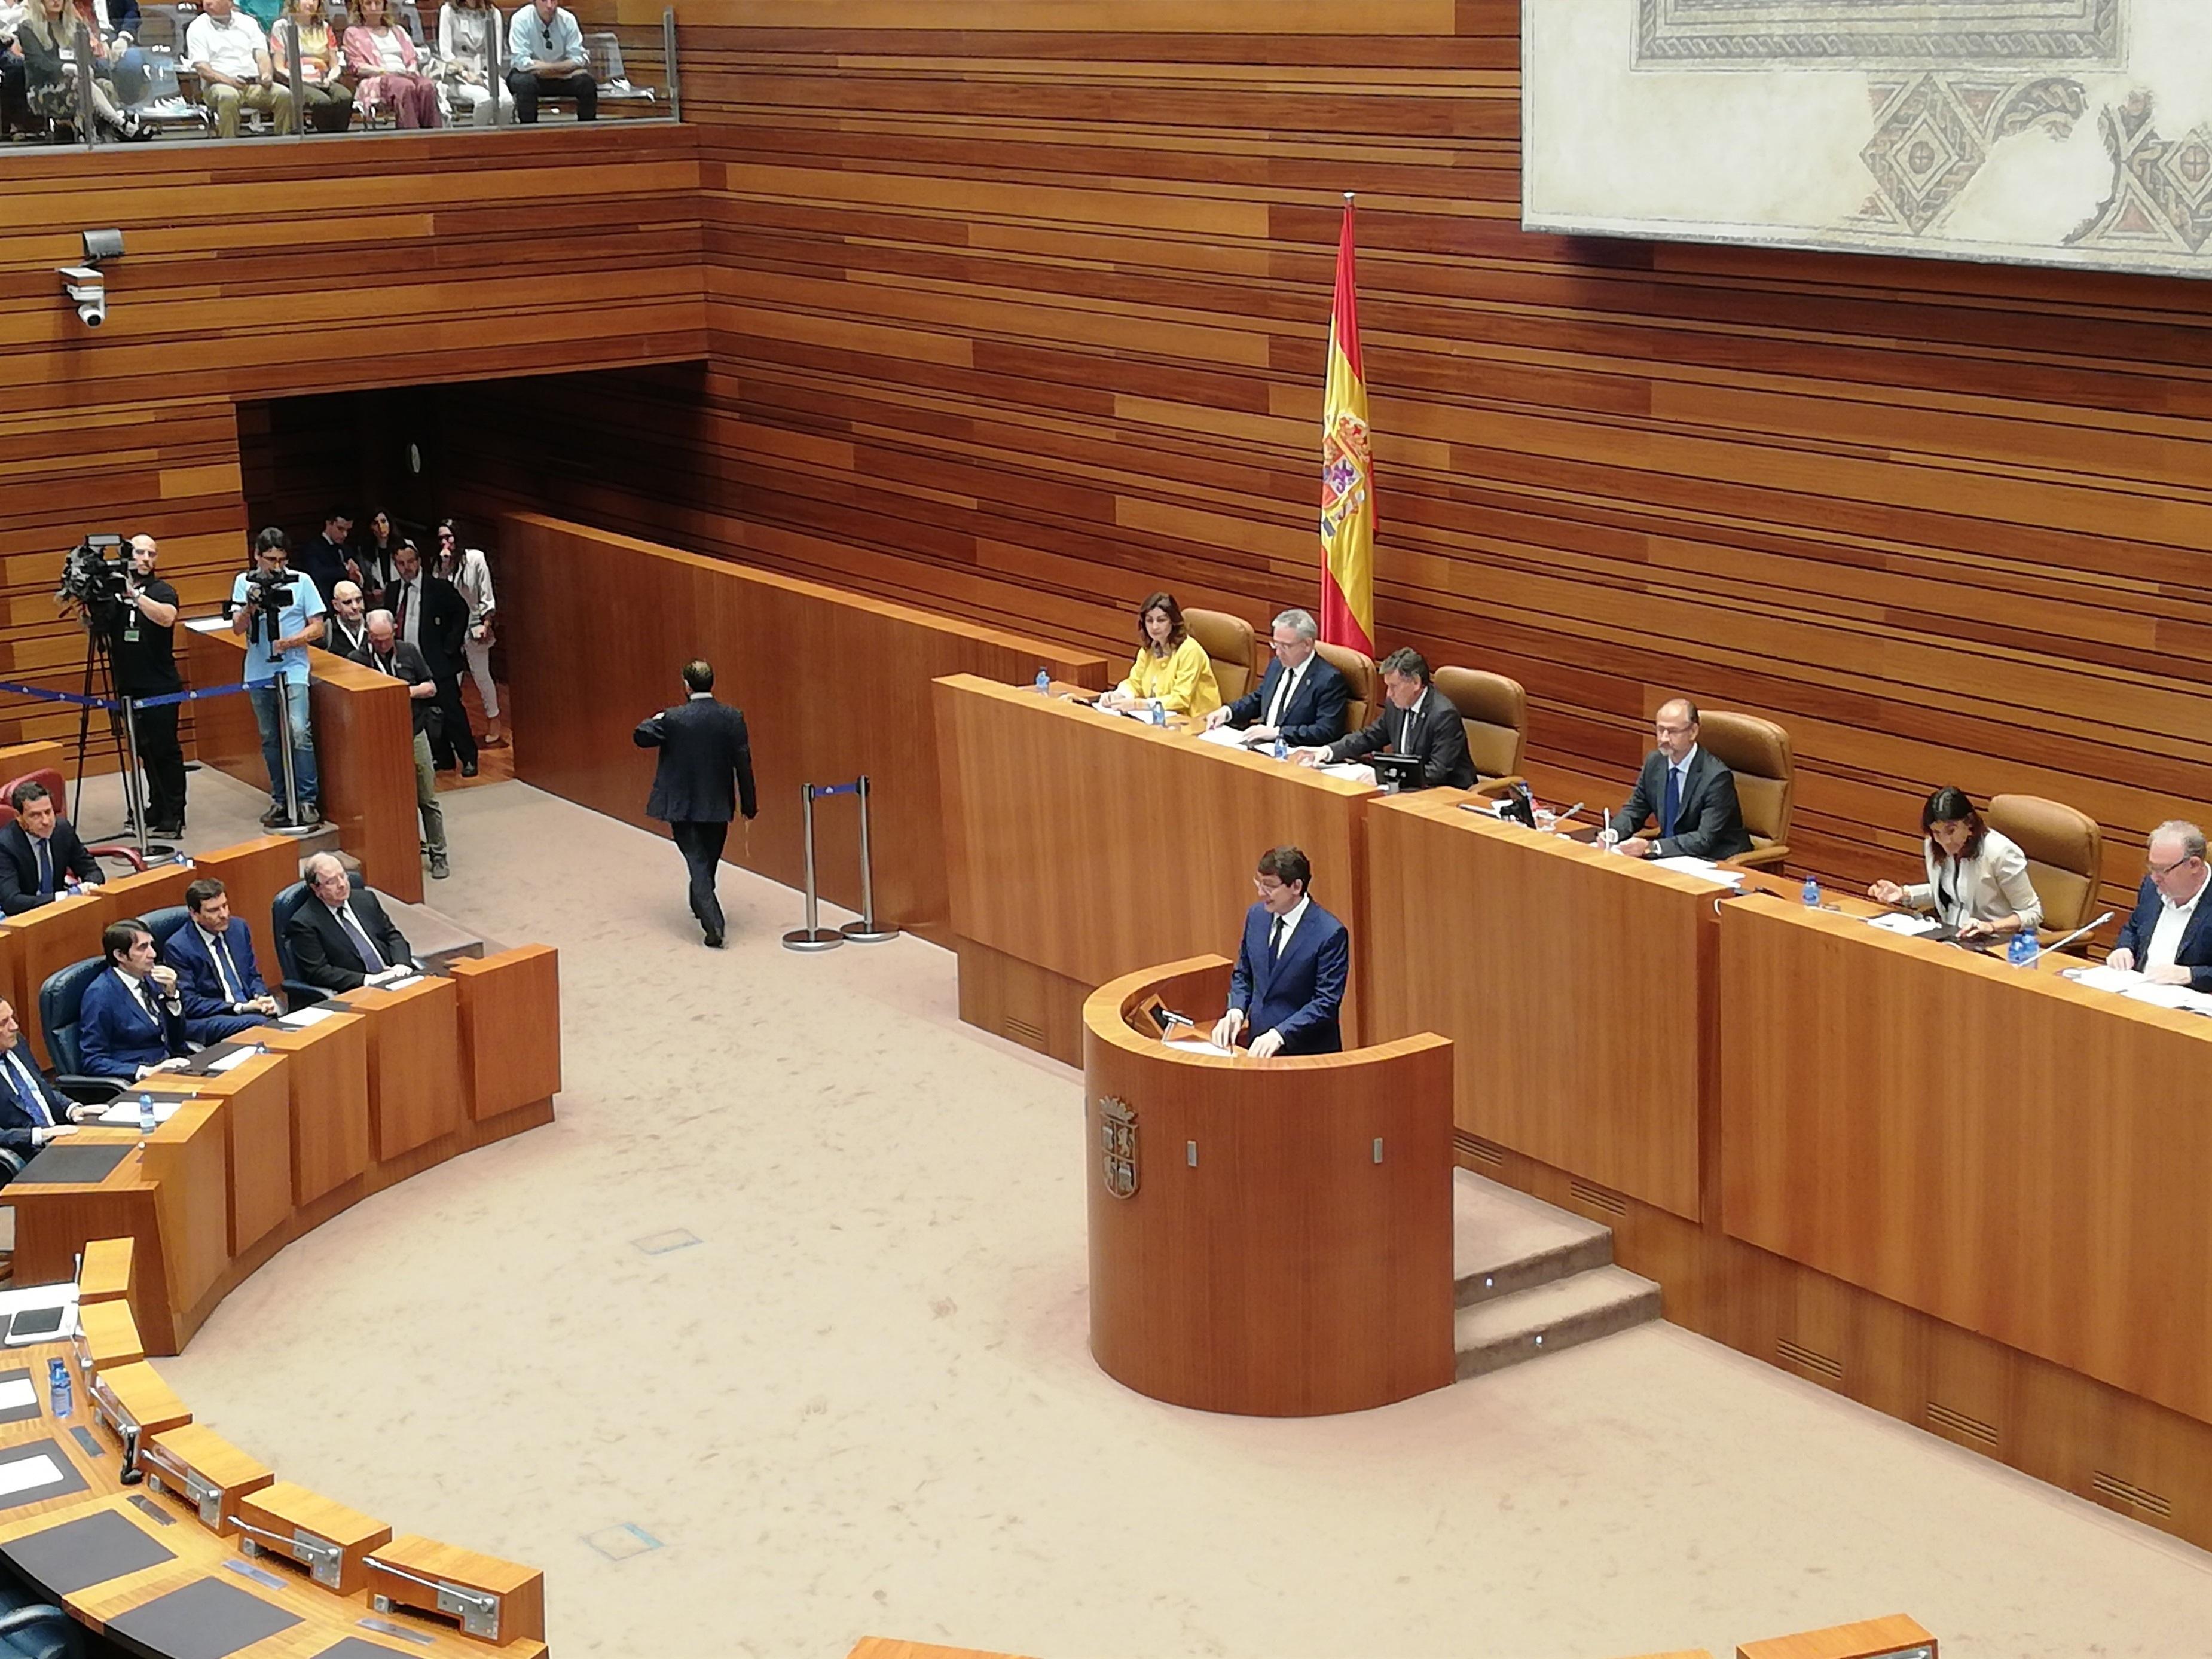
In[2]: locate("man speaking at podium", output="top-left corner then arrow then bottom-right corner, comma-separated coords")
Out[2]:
1209,845 -> 1348,1058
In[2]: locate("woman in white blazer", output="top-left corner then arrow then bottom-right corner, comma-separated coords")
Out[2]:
1868,786 -> 2043,940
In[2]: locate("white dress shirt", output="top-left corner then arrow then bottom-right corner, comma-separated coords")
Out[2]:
1263,658 -> 1307,729
2146,867 -> 2208,974
1269,894 -> 1311,957
199,925 -> 244,1005
187,9 -> 267,78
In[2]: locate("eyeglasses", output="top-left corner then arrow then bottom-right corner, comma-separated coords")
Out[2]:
2149,855 -> 2199,879
1654,722 -> 1693,737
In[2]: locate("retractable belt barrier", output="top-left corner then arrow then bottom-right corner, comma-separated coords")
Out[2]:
0,679 -> 251,712
782,774 -> 900,953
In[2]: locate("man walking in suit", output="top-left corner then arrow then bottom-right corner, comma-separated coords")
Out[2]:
2108,820 -> 2212,991
0,998 -> 93,1180
0,781 -> 103,913
1607,698 -> 1752,862
1201,607 -> 1351,749
1293,647 -> 1474,791
80,919 -> 194,1083
384,540 -> 478,776
163,878 -> 281,1043
287,854 -> 418,993
1208,845 -> 1349,1058
634,659 -> 758,949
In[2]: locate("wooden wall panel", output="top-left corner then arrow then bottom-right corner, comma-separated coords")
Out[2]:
430,4 -> 2209,930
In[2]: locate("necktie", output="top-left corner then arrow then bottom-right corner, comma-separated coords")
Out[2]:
1402,707 -> 1416,753
395,584 -> 411,636
1268,916 -> 1284,958
35,839 -> 51,898
133,979 -> 157,1028
210,930 -> 242,1003
338,904 -> 386,973
1266,665 -> 1296,729
1662,765 -> 1682,838
7,1055 -> 50,1129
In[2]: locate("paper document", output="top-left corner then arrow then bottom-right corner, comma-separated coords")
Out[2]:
2066,965 -> 2143,994
1866,913 -> 1941,937
1651,856 -> 1744,888
379,974 -> 423,991
95,1096 -> 182,1126
279,1006 -> 339,1028
0,1456 -> 64,1497
2121,983 -> 2212,1014
1163,1037 -> 1238,1057
206,1047 -> 262,1073
185,616 -> 233,634
1321,763 -> 1374,784
0,1379 -> 35,1413
1194,724 -> 1252,750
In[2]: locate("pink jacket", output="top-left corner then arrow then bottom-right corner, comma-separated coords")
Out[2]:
341,23 -> 420,78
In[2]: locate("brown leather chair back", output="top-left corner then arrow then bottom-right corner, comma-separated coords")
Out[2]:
1183,609 -> 1255,705
1988,793 -> 2102,936
1434,667 -> 1527,782
1313,643 -> 1376,737
1696,711 -> 1793,857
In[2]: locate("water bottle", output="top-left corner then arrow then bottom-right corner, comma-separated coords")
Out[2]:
1148,698 -> 1165,726
138,1093 -> 156,1135
2008,930 -> 2039,968
46,1358 -> 70,1420
1033,668 -> 1050,696
1272,735 -> 1287,762
1801,876 -> 1821,909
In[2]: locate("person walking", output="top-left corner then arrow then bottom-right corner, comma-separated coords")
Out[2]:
633,659 -> 756,948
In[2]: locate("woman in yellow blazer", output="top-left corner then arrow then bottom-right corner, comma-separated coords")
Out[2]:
1099,591 -> 1221,720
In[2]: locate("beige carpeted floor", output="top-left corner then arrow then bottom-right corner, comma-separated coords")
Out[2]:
133,778 -> 2212,1659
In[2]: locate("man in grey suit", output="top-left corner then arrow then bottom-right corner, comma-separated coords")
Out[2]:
634,659 -> 758,949
1607,698 -> 1751,861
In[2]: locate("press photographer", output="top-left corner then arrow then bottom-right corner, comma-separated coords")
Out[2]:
109,536 -> 184,839
228,528 -> 326,830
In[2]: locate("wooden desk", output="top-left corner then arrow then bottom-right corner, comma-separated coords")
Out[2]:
4,894 -> 108,1069
346,976 -> 465,1160
497,512 -> 1110,942
936,674 -> 1379,1065
1083,957 -> 1454,1416
255,1013 -> 374,1206
1362,795 -> 1715,1220
182,622 -> 423,904
450,947 -> 562,1122
96,864 -> 195,928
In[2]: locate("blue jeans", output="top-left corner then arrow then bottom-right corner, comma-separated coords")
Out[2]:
248,679 -> 317,813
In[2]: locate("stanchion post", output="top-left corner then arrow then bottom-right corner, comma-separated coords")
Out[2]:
781,783 -> 842,952
839,774 -> 899,943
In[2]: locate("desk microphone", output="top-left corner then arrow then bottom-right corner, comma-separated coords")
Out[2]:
2040,912 -> 2114,957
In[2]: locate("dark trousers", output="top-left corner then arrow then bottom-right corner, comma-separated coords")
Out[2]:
131,701 -> 186,829
429,673 -> 478,768
505,67 -> 595,123
670,820 -> 728,938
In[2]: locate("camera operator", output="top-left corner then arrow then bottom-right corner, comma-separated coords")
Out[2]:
110,534 -> 185,839
229,528 -> 325,829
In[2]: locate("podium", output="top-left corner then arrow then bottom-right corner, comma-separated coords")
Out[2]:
1083,956 -> 1455,1416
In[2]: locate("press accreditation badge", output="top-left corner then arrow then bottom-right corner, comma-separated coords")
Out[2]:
123,622 -> 139,643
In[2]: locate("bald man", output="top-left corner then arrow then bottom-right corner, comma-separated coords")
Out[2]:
286,853 -> 417,992
1606,698 -> 1752,862
322,580 -> 371,662
114,534 -> 187,839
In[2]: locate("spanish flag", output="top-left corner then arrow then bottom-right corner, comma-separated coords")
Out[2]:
1318,194 -> 1376,656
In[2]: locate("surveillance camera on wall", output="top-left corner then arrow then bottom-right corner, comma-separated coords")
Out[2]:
59,265 -> 106,329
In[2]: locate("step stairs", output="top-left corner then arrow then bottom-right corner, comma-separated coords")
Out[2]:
1452,1169 -> 1661,1380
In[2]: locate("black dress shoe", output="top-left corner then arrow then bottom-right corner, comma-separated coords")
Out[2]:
460,761 -> 479,777
702,931 -> 724,949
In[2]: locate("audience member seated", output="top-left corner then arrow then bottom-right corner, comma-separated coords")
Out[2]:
1202,606 -> 1349,748
1294,647 -> 1474,790
19,0 -> 145,138
504,0 -> 592,122
438,0 -> 509,125
0,781 -> 102,913
323,579 -> 371,660
0,5 -> 29,138
274,0 -> 351,131
288,853 -> 418,992
0,998 -> 96,1178
1097,591 -> 1221,720
1867,785 -> 2043,942
344,0 -> 438,126
164,878 -> 281,1043
187,0 -> 297,136
73,0 -> 146,104
1604,698 -> 1752,862
2109,820 -> 2212,990
80,919 -> 193,1083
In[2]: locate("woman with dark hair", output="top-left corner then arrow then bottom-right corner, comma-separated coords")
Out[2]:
355,509 -> 402,595
1868,785 -> 2043,940
1098,590 -> 1220,720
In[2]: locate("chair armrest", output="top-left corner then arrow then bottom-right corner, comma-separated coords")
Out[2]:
88,845 -> 148,874
282,979 -> 328,1009
54,1075 -> 123,1106
1724,844 -> 1791,871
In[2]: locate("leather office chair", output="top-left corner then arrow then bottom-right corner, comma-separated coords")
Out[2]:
1697,710 -> 1793,869
1435,666 -> 1528,789
142,905 -> 192,951
0,768 -> 146,873
1314,643 -> 1376,738
1183,609 -> 1255,705
1988,793 -> 2104,949
38,957 -> 125,1105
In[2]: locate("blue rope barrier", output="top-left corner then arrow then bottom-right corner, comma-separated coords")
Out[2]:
0,680 -> 114,710
133,683 -> 250,710
0,680 -> 252,713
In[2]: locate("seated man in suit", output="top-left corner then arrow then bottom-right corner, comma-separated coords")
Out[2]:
2109,820 -> 2212,991
80,919 -> 194,1083
1208,845 -> 1350,1058
1292,647 -> 1474,790
1606,698 -> 1752,862
287,853 -> 418,992
164,877 -> 281,1042
1201,607 -> 1350,750
0,998 -> 96,1181
0,781 -> 104,913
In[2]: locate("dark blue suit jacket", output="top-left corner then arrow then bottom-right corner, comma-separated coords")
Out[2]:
78,968 -> 190,1080
1222,655 -> 1351,748
2113,875 -> 2212,992
163,918 -> 269,1019
0,1047 -> 69,1169
1227,899 -> 1348,1055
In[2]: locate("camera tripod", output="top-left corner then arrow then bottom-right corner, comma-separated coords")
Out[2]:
68,617 -> 160,862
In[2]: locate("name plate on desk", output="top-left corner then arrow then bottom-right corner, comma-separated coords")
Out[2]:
366,1534 -> 546,1646
234,1480 -> 392,1596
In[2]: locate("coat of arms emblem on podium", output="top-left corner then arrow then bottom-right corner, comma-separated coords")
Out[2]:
1098,1096 -> 1139,1199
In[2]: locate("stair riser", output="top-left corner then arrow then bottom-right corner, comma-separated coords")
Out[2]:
1454,1288 -> 1662,1381
1455,1233 -> 1614,1308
